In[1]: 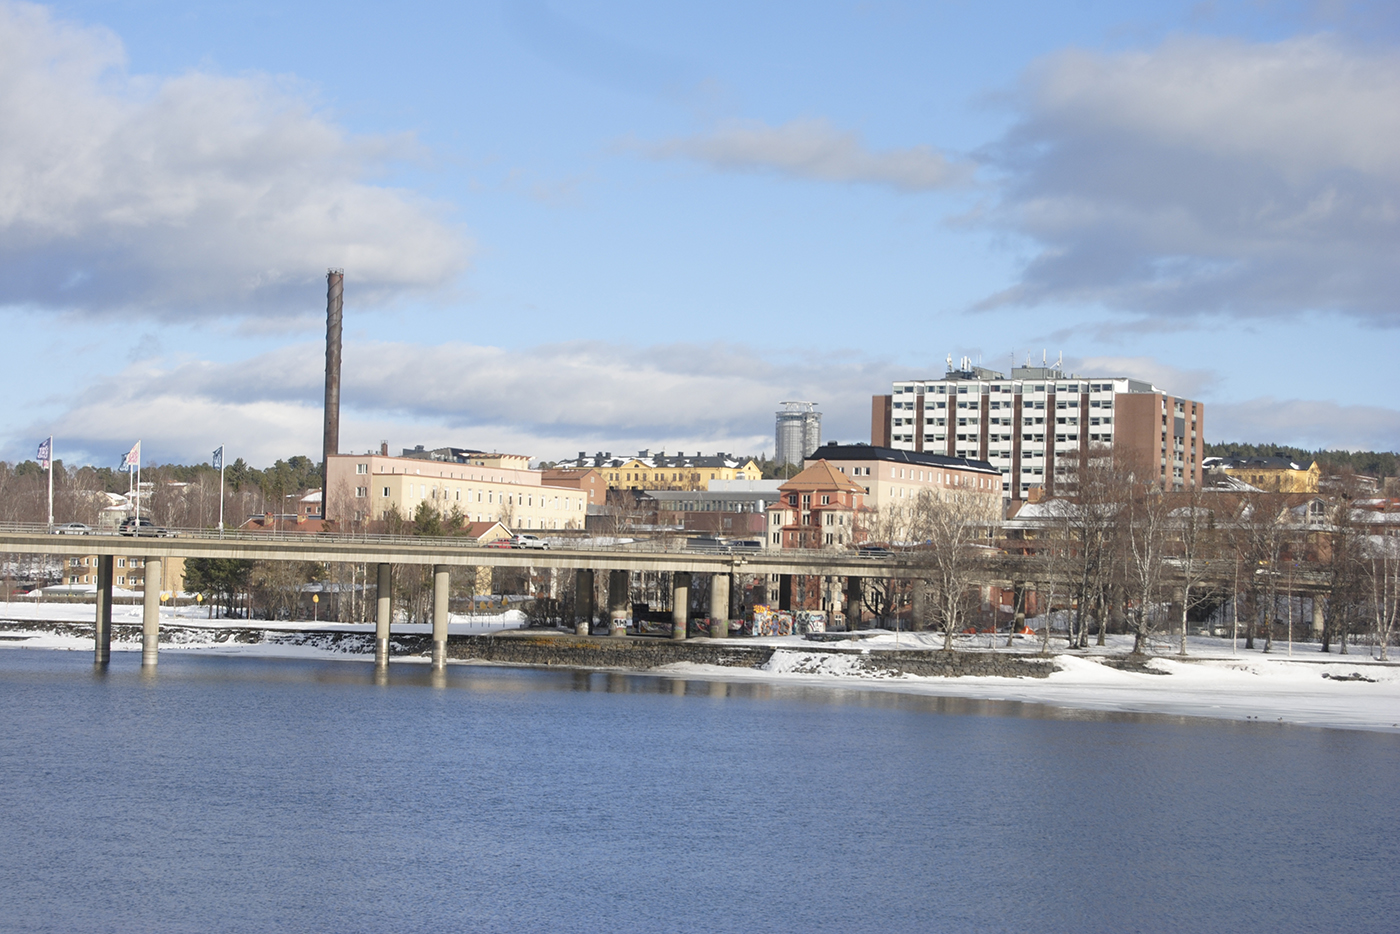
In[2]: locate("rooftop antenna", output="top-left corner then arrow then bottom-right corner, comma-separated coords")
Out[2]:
946,352 -> 953,372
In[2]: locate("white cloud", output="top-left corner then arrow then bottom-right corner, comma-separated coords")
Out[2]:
1069,355 -> 1218,398
0,1 -> 470,319
1208,397 -> 1400,451
26,339 -> 901,467
644,117 -> 972,191
982,35 -> 1400,323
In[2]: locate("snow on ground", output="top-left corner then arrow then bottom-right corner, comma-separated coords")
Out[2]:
3,601 -> 1398,733
656,648 -> 1400,734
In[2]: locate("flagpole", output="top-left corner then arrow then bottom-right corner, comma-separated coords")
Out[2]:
217,446 -> 226,537
46,436 -> 53,528
135,441 -> 141,521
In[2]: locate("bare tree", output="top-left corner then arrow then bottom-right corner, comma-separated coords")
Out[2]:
1365,501 -> 1399,660
909,490 -> 990,650
1121,482 -> 1172,655
1167,483 -> 1217,656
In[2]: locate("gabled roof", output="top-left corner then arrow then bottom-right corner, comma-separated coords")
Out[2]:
461,521 -> 511,541
777,460 -> 864,494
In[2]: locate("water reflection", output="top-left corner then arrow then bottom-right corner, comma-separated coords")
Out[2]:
53,651 -> 1224,730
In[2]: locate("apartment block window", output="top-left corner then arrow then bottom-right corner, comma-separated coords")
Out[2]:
821,495 -> 830,505
355,487 -> 368,498
356,463 -> 368,474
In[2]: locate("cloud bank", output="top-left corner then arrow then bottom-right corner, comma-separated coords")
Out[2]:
0,1 -> 470,319
982,35 -> 1400,323
23,339 -> 1398,466
33,340 -> 902,466
645,118 -> 972,191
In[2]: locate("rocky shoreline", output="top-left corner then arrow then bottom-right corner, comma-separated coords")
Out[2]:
0,619 -> 1099,679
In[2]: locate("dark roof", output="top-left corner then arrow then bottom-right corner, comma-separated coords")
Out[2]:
806,443 -> 1000,475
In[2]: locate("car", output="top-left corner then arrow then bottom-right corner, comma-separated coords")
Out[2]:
51,523 -> 93,535
485,539 -> 515,549
118,517 -> 172,537
509,534 -> 549,550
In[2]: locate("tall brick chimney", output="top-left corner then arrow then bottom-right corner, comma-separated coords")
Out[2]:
321,269 -> 343,519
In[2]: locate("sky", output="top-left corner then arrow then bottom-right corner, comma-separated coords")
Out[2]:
2,0 -> 1398,469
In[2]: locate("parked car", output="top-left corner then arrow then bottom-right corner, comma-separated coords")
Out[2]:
51,523 -> 93,535
118,517 -> 172,537
509,534 -> 549,550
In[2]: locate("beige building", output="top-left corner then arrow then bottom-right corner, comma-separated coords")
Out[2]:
805,444 -> 1004,523
326,451 -> 588,531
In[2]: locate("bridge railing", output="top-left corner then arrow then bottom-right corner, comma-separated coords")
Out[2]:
0,521 -> 761,556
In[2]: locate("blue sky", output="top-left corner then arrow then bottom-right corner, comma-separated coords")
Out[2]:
2,0 -> 1398,468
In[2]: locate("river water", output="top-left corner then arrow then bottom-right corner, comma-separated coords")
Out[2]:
0,649 -> 1395,933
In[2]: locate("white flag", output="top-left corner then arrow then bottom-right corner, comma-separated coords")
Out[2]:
124,441 -> 141,467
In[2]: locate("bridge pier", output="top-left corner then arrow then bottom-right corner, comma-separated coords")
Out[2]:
778,574 -> 792,611
575,569 -> 594,636
375,563 -> 392,666
911,582 -> 927,632
1009,581 -> 1026,646
607,569 -> 629,636
709,572 -> 730,638
141,556 -> 162,666
845,577 -> 861,631
432,565 -> 449,668
1312,596 -> 1325,637
671,572 -> 690,640
94,554 -> 113,665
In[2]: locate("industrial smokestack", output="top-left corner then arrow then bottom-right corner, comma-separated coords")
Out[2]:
322,269 -> 344,519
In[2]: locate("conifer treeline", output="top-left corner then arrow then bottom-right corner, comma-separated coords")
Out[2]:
1202,442 -> 1398,479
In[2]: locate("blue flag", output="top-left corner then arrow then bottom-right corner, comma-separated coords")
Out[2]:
36,437 -> 51,469
212,445 -> 224,471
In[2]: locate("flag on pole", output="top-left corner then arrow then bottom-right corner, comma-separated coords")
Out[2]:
212,445 -> 224,471
37,437 -> 51,469
124,441 -> 141,467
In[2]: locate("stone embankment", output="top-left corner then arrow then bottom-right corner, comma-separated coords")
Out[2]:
442,633 -> 1060,678
1,619 -> 1065,678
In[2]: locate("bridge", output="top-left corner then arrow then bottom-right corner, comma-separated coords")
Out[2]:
0,525 -> 1334,668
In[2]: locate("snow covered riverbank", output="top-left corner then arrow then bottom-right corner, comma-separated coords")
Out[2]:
2,603 -> 1397,734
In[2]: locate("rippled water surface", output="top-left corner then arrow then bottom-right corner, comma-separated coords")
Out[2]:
1,650 -> 1396,933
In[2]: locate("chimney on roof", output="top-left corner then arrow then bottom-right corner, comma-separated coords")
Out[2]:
321,269 -> 344,519
380,441 -> 388,456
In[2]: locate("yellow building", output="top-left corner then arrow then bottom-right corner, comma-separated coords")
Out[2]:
61,555 -> 186,594
594,451 -> 762,491
1207,456 -> 1320,493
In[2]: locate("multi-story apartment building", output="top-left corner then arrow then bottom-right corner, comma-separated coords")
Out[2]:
326,449 -> 588,530
872,358 -> 1205,501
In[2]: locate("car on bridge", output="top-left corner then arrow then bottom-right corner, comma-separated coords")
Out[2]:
509,534 -> 549,549
51,523 -> 93,535
118,517 -> 173,537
